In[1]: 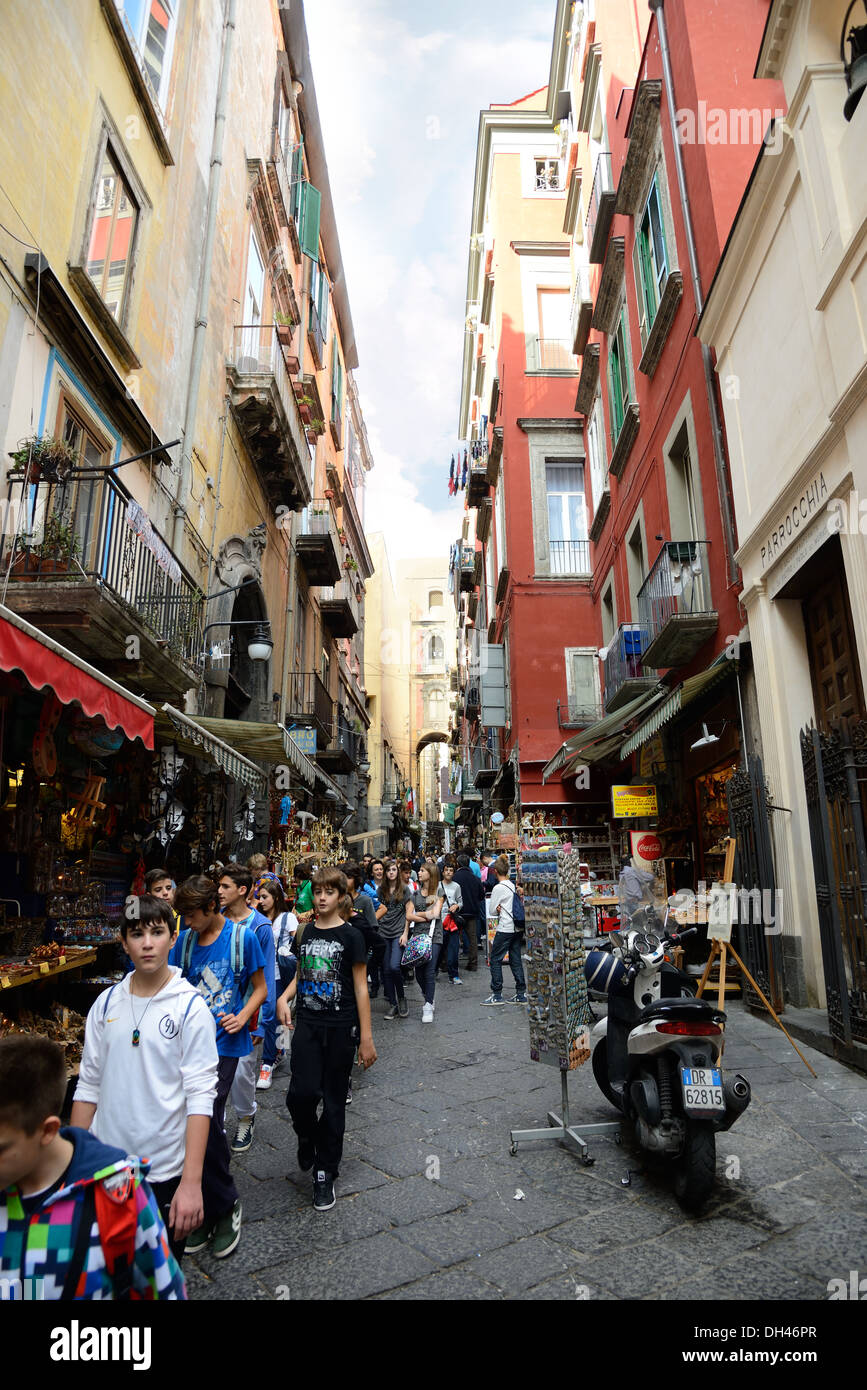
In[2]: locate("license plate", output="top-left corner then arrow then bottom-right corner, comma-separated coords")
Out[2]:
681,1067 -> 724,1111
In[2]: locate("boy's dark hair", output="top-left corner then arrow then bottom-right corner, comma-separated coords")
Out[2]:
442,856 -> 456,870
174,874 -> 220,917
120,893 -> 174,940
456,853 -> 469,868
220,861 -> 254,893
144,867 -> 172,891
398,859 -> 412,872
295,861 -> 313,882
0,1035 -> 67,1134
340,862 -> 360,887
311,865 -> 349,898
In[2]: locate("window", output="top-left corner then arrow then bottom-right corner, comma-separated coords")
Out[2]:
122,0 -> 176,107
320,646 -> 330,691
546,462 -> 588,574
601,579 -> 617,646
535,158 -> 563,191
565,649 -> 601,723
309,260 -> 330,359
627,518 -> 646,617
606,303 -> 634,448
429,634 -> 444,663
633,175 -> 669,348
428,590 -> 443,610
535,289 -> 573,369
330,346 -> 344,426
85,149 -> 139,321
586,392 -> 607,507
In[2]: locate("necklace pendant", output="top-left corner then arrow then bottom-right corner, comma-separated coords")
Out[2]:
132,1028 -> 140,1047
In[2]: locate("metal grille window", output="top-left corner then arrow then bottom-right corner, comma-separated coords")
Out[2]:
546,462 -> 588,574
85,149 -> 139,321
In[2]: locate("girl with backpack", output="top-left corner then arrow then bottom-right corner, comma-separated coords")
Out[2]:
482,856 -> 527,1007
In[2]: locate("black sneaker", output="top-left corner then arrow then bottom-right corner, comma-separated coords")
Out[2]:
345,1078 -> 352,1105
397,996 -> 409,1018
383,1004 -> 399,1020
297,1137 -> 315,1172
313,1170 -> 336,1211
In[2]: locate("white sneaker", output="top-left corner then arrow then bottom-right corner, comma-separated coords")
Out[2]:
451,976 -> 462,985
256,1064 -> 273,1090
422,1003 -> 434,1023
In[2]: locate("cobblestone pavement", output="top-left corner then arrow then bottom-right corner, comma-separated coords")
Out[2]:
186,965 -> 867,1301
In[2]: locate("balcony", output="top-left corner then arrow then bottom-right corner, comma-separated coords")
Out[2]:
487,426 -> 503,485
318,709 -> 360,774
575,342 -> 601,416
295,374 -> 326,439
284,671 -> 333,746
227,324 -> 312,512
465,685 -> 481,720
458,543 -> 476,593
526,338 -> 578,374
472,742 -> 500,788
296,501 -> 341,586
319,576 -> 360,637
589,484 -> 610,544
585,152 -> 617,264
603,624 -> 658,713
467,445 -> 489,507
476,497 -> 493,544
638,541 -> 718,669
570,266 -> 593,357
0,469 -> 202,699
549,539 -> 590,575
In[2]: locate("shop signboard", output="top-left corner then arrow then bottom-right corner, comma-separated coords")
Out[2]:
612,784 -> 658,818
289,728 -> 316,756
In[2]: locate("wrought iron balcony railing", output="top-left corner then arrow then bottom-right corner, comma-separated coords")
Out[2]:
585,151 -> 616,262
527,338 -> 578,372
0,469 -> 202,669
284,671 -> 333,740
549,539 -> 590,575
603,623 -> 658,712
637,540 -> 717,669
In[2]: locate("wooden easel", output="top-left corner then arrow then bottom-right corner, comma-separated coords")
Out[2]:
696,837 -> 817,1077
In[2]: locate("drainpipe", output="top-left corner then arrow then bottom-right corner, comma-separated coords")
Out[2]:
171,0 -> 238,555
648,0 -> 739,587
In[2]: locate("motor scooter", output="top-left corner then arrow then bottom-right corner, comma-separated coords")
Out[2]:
585,905 -> 752,1209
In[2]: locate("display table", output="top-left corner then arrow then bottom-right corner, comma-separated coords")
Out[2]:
0,948 -> 97,991
584,894 -> 619,933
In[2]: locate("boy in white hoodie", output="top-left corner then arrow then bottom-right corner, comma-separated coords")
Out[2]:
71,894 -> 218,1261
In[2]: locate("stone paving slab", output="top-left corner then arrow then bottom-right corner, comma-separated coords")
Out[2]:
189,969 -> 867,1300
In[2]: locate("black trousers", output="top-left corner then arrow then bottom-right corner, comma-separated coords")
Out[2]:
201,1053 -> 239,1224
286,1016 -> 358,1177
150,1174 -> 187,1263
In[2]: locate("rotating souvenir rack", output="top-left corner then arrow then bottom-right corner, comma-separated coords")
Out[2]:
509,848 -> 620,1165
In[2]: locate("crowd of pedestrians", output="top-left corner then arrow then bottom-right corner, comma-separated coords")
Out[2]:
0,844 -> 524,1300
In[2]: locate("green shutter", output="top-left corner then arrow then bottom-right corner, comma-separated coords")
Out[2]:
620,306 -> 634,408
632,237 -> 648,348
299,181 -> 321,260
290,139 -> 304,221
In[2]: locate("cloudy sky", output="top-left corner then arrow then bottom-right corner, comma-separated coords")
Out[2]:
305,0 -> 554,567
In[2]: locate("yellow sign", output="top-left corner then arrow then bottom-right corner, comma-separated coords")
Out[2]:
612,784 -> 658,818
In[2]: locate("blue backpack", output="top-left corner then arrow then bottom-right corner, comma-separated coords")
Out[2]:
509,883 -> 525,930
179,921 -> 259,1029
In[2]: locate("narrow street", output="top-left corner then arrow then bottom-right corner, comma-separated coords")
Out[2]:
187,973 -> 867,1301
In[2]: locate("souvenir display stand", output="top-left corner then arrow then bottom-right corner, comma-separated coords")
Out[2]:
509,849 -> 620,1165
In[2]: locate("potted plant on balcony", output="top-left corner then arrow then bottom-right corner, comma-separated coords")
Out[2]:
297,394 -> 314,425
8,435 -> 76,484
274,310 -> 295,347
13,510 -> 81,579
337,526 -> 346,544
343,554 -> 358,573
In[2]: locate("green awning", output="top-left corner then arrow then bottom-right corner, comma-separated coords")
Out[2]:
542,685 -> 666,780
191,716 -> 349,804
158,706 -> 267,797
619,658 -> 736,759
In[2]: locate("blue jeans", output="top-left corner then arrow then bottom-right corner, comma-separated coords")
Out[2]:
490,931 -> 526,995
444,929 -> 461,979
382,936 -> 406,1006
264,958 -> 296,1065
414,942 -> 442,1005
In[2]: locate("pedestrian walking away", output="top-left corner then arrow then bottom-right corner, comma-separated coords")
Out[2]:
453,852 -> 483,972
169,875 -> 267,1258
71,894 -> 217,1262
483,855 -> 527,1006
375,859 -> 411,1019
277,867 -> 377,1211
400,861 -> 445,1023
256,878 -> 298,1089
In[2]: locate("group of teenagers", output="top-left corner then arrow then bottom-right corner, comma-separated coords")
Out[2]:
0,846 -> 527,1301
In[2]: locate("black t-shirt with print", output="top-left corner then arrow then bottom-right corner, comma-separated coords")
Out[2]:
294,921 -> 366,1027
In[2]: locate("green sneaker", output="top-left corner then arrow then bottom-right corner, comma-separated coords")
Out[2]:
212,1200 -> 242,1259
184,1220 -> 215,1255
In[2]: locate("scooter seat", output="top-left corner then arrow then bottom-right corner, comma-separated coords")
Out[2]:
639,996 -> 726,1024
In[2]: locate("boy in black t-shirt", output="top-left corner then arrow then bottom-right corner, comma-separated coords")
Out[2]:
277,867 -> 377,1211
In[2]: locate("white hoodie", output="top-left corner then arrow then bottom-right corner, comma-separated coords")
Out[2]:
74,966 -> 218,1183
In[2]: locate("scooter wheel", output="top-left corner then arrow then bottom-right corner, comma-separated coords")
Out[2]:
614,1133 -> 622,1146
582,1155 -> 595,1167
509,1142 -> 518,1156
674,1121 -> 716,1210
591,1040 -> 624,1113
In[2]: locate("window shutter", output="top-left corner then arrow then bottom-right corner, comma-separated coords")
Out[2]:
620,306 -> 634,406
632,238 -> 648,349
300,181 -> 321,260
568,651 -> 599,722
649,178 -> 669,298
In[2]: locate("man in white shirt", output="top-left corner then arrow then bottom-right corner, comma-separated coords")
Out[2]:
482,855 -> 527,1007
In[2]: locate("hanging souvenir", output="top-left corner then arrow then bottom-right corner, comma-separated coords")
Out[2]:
68,713 -> 124,759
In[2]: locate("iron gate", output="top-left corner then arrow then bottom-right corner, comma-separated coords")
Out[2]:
726,755 -> 785,1013
799,720 -> 867,1046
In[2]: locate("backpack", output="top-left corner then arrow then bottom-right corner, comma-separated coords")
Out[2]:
179,921 -> 259,1031
61,1167 -> 141,1301
505,882 -> 525,932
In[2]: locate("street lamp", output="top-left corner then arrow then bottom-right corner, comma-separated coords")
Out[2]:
842,1 -> 867,121
200,619 -> 274,664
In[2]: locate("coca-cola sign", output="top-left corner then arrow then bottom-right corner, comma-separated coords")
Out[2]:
635,833 -> 662,861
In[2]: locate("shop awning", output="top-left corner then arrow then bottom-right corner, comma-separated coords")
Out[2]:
157,705 -> 267,796
0,604 -> 155,748
619,658 -> 736,759
541,685 -> 666,781
190,716 -> 351,806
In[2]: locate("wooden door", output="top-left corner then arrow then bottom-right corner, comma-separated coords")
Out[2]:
803,569 -> 866,726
